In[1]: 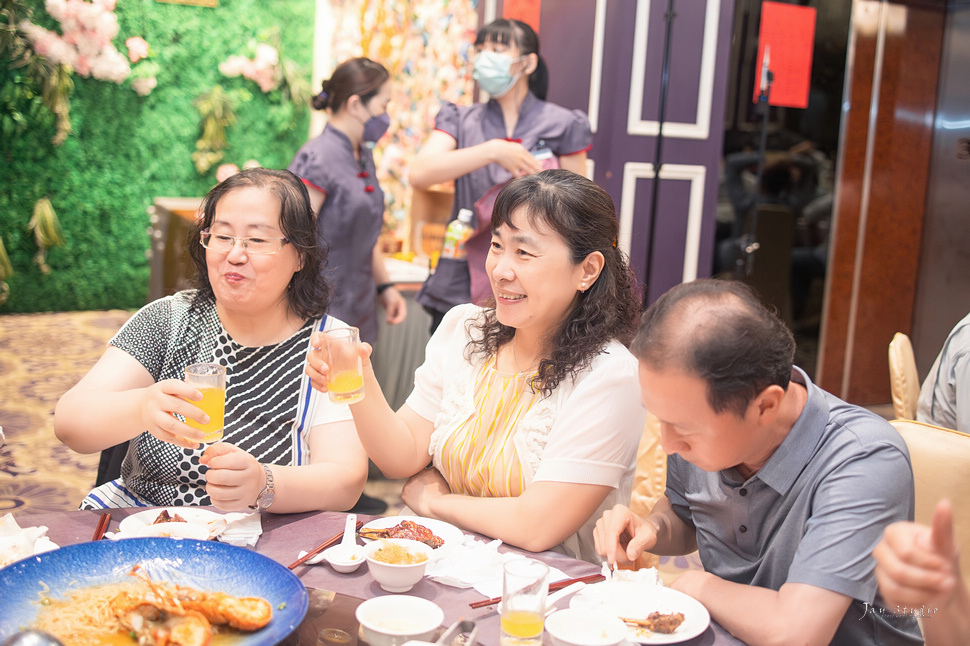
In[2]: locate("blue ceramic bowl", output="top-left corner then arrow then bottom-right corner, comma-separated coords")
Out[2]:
0,537 -> 308,644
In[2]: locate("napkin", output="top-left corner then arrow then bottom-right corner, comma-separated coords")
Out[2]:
0,513 -> 59,567
215,511 -> 261,547
601,562 -> 662,586
424,535 -> 569,599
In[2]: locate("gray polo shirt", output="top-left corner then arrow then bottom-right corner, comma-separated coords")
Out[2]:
917,311 -> 970,432
666,368 -> 922,645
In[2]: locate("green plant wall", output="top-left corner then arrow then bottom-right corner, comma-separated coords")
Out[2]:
0,0 -> 314,313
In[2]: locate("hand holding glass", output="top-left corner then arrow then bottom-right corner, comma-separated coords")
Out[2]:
500,558 -> 549,646
324,327 -> 365,404
184,363 -> 226,443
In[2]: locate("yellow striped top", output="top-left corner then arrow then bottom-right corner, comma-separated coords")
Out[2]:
437,358 -> 541,498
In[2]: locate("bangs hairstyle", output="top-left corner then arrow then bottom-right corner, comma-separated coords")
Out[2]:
188,167 -> 329,321
632,279 -> 795,418
474,18 -> 548,101
312,57 -> 389,113
469,169 -> 640,397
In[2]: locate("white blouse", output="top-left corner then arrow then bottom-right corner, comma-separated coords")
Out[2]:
406,304 -> 646,562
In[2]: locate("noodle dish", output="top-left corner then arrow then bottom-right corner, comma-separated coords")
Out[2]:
0,537 -> 307,645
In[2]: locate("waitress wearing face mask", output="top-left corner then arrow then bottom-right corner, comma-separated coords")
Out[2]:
410,19 -> 592,333
289,57 -> 407,345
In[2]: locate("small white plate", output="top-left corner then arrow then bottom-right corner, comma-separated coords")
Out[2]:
118,507 -> 227,540
359,516 -> 464,548
570,581 -> 711,644
132,522 -> 209,540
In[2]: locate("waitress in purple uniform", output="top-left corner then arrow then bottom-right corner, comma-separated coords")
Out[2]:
409,19 -> 592,332
289,57 -> 407,344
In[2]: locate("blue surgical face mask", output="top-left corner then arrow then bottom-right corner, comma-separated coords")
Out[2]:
473,51 -> 524,98
362,112 -> 390,144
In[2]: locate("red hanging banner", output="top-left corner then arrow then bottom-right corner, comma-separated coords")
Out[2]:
503,0 -> 541,33
753,2 -> 816,109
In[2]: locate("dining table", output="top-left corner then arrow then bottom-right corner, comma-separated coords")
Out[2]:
10,507 -> 745,646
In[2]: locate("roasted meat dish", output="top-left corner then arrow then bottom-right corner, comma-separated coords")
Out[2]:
358,520 -> 445,548
152,510 -> 188,525
621,611 -> 686,634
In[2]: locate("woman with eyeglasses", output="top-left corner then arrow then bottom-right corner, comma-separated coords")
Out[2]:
55,168 -> 369,512
288,57 -> 406,346
410,19 -> 592,333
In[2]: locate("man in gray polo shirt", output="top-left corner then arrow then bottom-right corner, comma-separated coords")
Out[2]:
595,279 -> 922,645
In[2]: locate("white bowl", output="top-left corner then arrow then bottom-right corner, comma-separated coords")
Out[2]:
545,608 -> 628,646
355,595 -> 444,646
364,538 -> 433,593
322,543 -> 366,573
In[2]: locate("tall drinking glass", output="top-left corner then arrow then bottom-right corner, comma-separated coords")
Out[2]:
500,558 -> 549,646
324,327 -> 365,404
184,363 -> 226,443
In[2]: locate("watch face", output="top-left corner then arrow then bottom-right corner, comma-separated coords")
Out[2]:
258,490 -> 276,511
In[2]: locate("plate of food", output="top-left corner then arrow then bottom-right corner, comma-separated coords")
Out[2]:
0,537 -> 308,644
570,580 -> 710,644
118,506 -> 228,539
358,516 -> 464,549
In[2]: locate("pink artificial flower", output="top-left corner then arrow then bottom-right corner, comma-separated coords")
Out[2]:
75,54 -> 91,76
97,0 -> 117,10
126,36 -> 149,63
132,76 -> 157,96
216,163 -> 240,182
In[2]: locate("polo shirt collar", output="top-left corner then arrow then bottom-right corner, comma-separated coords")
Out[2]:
738,366 -> 830,495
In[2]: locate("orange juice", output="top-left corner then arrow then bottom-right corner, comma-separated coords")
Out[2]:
500,610 -> 544,640
328,370 -> 364,403
186,386 -> 225,442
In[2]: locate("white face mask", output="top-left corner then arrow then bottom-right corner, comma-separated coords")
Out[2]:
473,51 -> 525,98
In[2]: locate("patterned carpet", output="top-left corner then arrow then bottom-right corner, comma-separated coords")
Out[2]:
0,310 -> 134,516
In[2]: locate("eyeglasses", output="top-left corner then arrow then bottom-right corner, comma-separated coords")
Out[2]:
200,229 -> 290,255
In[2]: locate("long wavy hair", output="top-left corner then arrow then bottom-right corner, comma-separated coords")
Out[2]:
468,169 -> 640,397
187,168 -> 329,321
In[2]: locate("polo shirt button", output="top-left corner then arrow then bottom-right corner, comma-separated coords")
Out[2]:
739,525 -> 747,533
739,488 -> 747,496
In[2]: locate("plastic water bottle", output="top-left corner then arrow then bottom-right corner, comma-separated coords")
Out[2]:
440,208 -> 474,260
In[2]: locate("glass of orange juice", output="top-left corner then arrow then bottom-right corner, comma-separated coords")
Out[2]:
500,558 -> 549,646
184,363 -> 226,443
324,327 -> 365,404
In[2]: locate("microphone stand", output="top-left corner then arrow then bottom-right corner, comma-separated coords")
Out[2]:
735,46 -> 773,279
642,0 -> 677,307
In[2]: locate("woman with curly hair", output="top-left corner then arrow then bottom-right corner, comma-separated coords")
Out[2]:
306,169 -> 644,562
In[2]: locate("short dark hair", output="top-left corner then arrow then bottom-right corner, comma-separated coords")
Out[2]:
312,57 -> 389,113
187,167 -> 329,321
632,279 -> 795,417
475,19 -> 548,101
469,169 -> 640,396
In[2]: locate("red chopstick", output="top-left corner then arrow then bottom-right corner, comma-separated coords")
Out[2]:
92,512 -> 111,541
287,520 -> 363,570
468,572 -> 605,609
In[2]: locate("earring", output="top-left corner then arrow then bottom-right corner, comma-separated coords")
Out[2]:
580,282 -> 587,292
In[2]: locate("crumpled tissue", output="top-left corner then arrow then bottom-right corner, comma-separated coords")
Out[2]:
214,512 -> 262,547
425,535 -> 569,599
0,513 -> 59,567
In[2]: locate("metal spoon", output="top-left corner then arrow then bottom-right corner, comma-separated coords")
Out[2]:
1,630 -> 65,646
